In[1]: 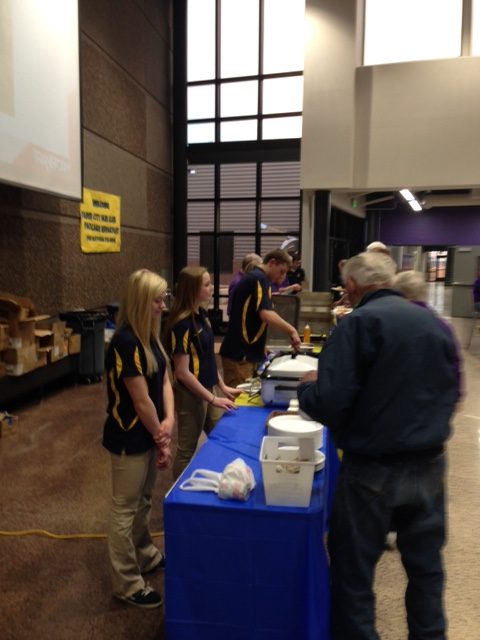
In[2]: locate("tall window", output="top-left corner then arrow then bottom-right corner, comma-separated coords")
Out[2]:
186,0 -> 305,322
187,0 -> 305,144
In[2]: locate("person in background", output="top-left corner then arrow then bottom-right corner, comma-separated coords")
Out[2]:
103,269 -> 174,609
473,270 -> 480,312
227,253 -> 262,317
286,253 -> 305,289
220,249 -> 302,387
393,269 -> 463,399
271,275 -> 302,295
271,252 -> 304,295
332,258 -> 352,311
164,266 -> 240,479
297,251 -> 459,640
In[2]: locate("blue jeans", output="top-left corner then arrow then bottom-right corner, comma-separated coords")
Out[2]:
328,451 -> 446,640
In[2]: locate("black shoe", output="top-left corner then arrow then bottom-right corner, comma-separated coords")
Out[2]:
143,553 -> 166,574
117,585 -> 162,609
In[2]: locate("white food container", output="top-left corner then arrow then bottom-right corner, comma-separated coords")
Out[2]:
260,435 -> 316,507
260,353 -> 318,405
267,413 -> 324,449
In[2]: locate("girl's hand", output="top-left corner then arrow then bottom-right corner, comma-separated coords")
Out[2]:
154,419 -> 173,447
156,444 -> 172,469
211,396 -> 237,412
222,385 -> 242,400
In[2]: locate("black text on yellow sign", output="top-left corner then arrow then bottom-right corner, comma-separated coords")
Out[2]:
80,188 -> 121,254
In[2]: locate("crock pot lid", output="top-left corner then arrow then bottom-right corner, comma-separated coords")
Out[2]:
267,354 -> 318,374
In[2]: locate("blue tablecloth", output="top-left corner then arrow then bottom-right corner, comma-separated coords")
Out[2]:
164,406 -> 334,640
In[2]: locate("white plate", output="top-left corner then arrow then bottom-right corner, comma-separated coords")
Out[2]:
277,445 -> 325,472
268,414 -> 323,449
314,450 -> 326,472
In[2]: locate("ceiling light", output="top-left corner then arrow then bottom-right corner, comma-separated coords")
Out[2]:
400,188 -> 414,201
409,200 -> 422,212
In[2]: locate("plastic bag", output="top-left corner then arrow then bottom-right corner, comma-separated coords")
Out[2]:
179,457 -> 256,501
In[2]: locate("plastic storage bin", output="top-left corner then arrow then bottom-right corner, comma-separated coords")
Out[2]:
260,435 -> 316,507
59,311 -> 107,382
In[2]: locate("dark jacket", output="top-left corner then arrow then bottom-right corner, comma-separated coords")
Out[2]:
297,289 -> 458,457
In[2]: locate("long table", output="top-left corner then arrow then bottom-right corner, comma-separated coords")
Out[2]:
163,406 -> 338,640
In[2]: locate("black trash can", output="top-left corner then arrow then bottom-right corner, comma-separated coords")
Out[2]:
59,311 -> 107,382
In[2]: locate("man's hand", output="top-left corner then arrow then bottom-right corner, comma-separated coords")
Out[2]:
290,329 -> 302,351
300,370 -> 317,383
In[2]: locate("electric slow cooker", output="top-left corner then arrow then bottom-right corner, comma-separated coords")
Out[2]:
260,352 -> 318,405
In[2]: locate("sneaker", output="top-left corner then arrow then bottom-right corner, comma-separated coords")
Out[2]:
118,585 -> 162,609
143,553 -> 166,574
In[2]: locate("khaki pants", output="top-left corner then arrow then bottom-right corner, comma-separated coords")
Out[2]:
221,356 -> 256,388
173,383 -> 224,479
108,448 -> 163,598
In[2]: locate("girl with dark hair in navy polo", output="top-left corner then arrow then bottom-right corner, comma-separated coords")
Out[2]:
164,266 -> 240,479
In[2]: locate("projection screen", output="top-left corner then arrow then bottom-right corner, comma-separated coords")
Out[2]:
0,0 -> 82,200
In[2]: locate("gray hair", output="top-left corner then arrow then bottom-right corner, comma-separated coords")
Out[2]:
393,270 -> 427,302
366,241 -> 390,255
342,252 -> 396,288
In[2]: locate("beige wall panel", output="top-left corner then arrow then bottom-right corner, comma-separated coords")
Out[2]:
302,0 -> 480,192
81,40 -> 147,159
146,97 -> 172,172
356,57 -> 480,189
301,0 -> 357,190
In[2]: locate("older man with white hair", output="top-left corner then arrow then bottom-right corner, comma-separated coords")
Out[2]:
366,240 -> 391,255
298,251 -> 459,640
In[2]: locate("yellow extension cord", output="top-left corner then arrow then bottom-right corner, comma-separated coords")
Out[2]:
0,529 -> 164,540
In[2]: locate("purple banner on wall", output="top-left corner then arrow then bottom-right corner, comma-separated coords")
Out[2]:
379,207 -> 480,245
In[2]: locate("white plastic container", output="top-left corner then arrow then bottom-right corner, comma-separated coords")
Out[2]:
260,436 -> 316,508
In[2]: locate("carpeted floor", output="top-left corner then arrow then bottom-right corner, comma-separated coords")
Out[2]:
1,315 -> 480,639
0,380 -> 172,640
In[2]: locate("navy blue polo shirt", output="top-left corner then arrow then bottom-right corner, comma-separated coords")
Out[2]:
220,267 -> 272,362
103,324 -> 166,455
169,308 -> 218,388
